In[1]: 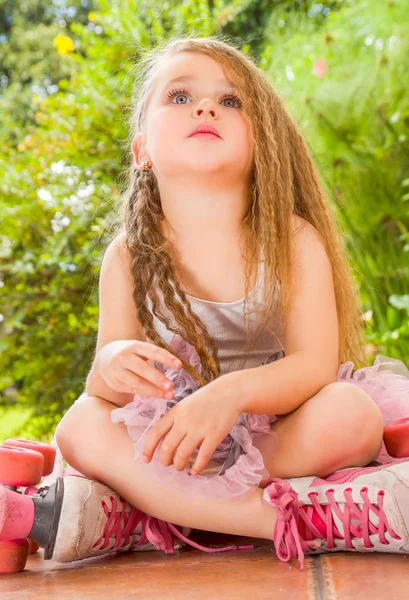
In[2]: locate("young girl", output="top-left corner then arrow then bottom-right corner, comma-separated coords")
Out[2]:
3,36 -> 409,571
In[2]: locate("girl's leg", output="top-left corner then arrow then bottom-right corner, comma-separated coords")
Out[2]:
255,381 -> 384,485
55,396 -> 277,541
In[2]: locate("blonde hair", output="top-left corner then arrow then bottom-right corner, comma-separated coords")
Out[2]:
106,34 -> 367,387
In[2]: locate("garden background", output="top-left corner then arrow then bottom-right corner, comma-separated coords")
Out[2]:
1,0 -> 408,440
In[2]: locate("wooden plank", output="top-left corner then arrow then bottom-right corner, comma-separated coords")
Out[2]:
321,553 -> 409,599
1,534 -> 318,600
3,532 -> 408,598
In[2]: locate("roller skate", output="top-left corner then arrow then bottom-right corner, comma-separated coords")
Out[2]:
0,438 -> 198,573
0,438 -> 57,573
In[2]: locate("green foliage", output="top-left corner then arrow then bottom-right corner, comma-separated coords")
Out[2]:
1,0 -> 408,439
260,0 -> 409,363
0,0 -> 98,145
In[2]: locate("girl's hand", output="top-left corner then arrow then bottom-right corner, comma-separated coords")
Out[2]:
98,340 -> 183,400
142,377 -> 242,476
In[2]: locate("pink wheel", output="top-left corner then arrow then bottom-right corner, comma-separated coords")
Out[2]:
27,538 -> 39,554
3,439 -> 56,477
383,418 -> 409,458
0,446 -> 44,487
0,539 -> 29,574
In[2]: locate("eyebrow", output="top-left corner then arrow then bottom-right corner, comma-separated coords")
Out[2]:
162,75 -> 236,90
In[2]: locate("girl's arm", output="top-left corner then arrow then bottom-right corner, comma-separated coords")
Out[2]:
223,349 -> 337,416
85,232 -> 145,407
228,217 -> 339,416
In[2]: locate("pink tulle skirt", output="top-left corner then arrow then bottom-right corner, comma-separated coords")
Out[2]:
111,334 -> 409,502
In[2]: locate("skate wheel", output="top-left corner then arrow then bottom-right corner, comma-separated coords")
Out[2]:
3,439 -> 56,477
0,446 -> 44,487
0,539 -> 29,574
383,418 -> 409,458
27,538 -> 39,554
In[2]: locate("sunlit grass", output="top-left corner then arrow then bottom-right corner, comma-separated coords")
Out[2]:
0,406 -> 33,442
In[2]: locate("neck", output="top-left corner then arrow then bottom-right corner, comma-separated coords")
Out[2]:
157,174 -> 251,249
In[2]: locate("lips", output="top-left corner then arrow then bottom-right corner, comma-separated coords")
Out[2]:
191,132 -> 219,139
189,123 -> 221,138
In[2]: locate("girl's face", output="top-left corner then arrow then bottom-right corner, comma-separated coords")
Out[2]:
136,52 -> 254,180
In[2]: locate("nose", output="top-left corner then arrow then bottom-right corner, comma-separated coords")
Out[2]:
194,97 -> 217,118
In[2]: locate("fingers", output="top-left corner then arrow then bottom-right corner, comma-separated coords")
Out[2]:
143,414 -> 174,463
190,438 -> 215,476
120,342 -> 183,398
131,341 -> 182,370
121,369 -> 175,400
143,416 -> 204,473
129,355 -> 175,391
159,429 -> 188,467
171,434 -> 203,472
142,410 -> 215,476
143,424 -> 210,475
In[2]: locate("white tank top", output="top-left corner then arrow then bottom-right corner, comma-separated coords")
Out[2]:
146,262 -> 285,376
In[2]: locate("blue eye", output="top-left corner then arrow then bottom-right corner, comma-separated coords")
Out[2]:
166,87 -> 242,108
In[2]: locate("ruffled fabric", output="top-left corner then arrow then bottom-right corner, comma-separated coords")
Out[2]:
336,354 -> 409,465
111,333 -> 281,502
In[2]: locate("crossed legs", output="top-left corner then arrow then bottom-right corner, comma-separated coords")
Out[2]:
55,382 -> 383,540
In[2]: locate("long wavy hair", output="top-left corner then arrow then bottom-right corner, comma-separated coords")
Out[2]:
104,34 -> 367,388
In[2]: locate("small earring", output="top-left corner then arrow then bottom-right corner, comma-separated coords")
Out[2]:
142,160 -> 151,171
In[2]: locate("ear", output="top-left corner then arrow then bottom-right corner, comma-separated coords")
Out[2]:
131,133 -> 151,169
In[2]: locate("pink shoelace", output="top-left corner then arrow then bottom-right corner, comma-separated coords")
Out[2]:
93,495 -> 255,554
265,477 -> 402,571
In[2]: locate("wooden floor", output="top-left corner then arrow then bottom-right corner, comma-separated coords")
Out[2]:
2,531 -> 409,599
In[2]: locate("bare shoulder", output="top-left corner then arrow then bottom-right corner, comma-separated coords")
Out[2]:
290,214 -> 327,262
114,230 -> 127,246
291,213 -> 321,238
291,213 -> 306,233
108,231 -> 133,277
111,230 -> 128,257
